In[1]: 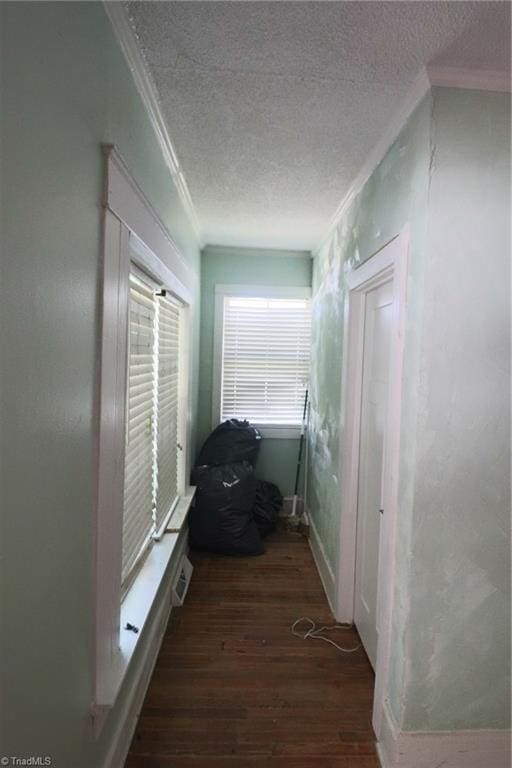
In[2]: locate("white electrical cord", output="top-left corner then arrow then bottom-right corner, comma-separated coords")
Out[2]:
291,617 -> 361,653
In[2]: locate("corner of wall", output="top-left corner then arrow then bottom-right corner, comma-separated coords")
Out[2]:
377,704 -> 511,768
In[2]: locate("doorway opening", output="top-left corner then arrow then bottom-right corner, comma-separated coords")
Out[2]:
335,227 -> 409,738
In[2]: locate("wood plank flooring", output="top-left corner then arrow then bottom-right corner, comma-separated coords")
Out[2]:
125,530 -> 378,768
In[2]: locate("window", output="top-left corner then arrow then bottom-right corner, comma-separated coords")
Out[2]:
122,269 -> 182,591
213,286 -> 311,437
94,147 -> 196,718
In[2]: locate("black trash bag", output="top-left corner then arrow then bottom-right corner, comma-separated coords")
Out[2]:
195,419 -> 262,467
253,479 -> 283,537
189,462 -> 264,556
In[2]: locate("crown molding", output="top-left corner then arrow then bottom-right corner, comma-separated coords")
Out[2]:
103,1 -> 203,246
102,5 -> 510,260
314,63 -> 510,256
427,65 -> 511,93
202,244 -> 312,259
315,68 -> 431,257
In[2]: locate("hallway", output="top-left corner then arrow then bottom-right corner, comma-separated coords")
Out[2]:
125,531 -> 378,767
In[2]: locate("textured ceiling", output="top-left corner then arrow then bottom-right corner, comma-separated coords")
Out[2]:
127,1 -> 511,250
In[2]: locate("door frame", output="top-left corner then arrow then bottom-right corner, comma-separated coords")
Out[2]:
335,226 -> 409,737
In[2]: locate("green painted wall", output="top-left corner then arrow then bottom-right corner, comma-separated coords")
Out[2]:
0,3 -> 200,765
199,245 -> 312,496
309,94 -> 432,572
308,87 -> 510,734
401,88 -> 511,731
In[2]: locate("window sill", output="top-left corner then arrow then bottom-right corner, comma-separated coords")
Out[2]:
92,486 -> 195,730
254,425 -> 302,439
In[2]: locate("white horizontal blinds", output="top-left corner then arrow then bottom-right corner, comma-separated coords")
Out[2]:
154,294 -> 181,533
122,272 -> 157,587
221,297 -> 311,425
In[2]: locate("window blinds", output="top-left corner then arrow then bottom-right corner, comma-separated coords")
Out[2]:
154,295 -> 180,535
221,297 -> 311,425
122,271 -> 183,589
122,274 -> 157,586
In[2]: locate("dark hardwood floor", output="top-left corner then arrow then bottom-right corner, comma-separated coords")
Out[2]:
125,530 -> 378,768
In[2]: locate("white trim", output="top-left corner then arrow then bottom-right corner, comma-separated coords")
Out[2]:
93,494 -> 194,731
335,268 -> 364,625
104,145 -> 196,295
427,65 -> 511,94
203,244 -> 312,260
166,487 -> 196,533
94,147 -> 196,718
376,703 -> 400,768
214,284 -> 311,299
345,237 -> 396,290
211,284 -> 312,435
315,70 -> 430,256
308,515 -> 336,615
377,702 -> 511,768
129,231 -> 192,306
211,289 -> 224,431
94,210 -> 130,711
152,496 -> 180,543
103,2 -> 202,245
118,536 -> 179,688
101,529 -> 189,768
256,425 -> 301,439
335,228 -> 409,739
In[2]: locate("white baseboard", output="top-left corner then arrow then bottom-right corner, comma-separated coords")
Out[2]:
102,530 -> 189,768
308,514 -> 336,615
377,702 -> 511,768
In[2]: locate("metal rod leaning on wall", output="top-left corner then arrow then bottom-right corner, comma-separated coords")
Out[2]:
302,398 -> 310,525
291,388 -> 309,517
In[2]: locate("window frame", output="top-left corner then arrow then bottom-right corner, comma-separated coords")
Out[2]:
93,146 -> 196,725
212,284 -> 312,439
128,238 -> 190,538
120,259 -> 186,597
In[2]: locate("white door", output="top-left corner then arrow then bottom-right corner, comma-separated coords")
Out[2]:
354,279 -> 393,669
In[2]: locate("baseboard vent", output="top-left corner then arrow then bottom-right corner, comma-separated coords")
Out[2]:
171,555 -> 193,606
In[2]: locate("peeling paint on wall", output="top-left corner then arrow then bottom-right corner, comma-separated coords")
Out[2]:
308,87 -> 511,735
307,93 -> 432,601
402,87 -> 511,732
308,91 -> 432,727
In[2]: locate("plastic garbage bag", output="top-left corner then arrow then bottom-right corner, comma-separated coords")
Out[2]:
189,462 -> 264,556
253,479 -> 283,537
195,419 -> 262,467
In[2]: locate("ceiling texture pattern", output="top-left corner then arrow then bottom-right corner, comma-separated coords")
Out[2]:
126,1 -> 510,251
